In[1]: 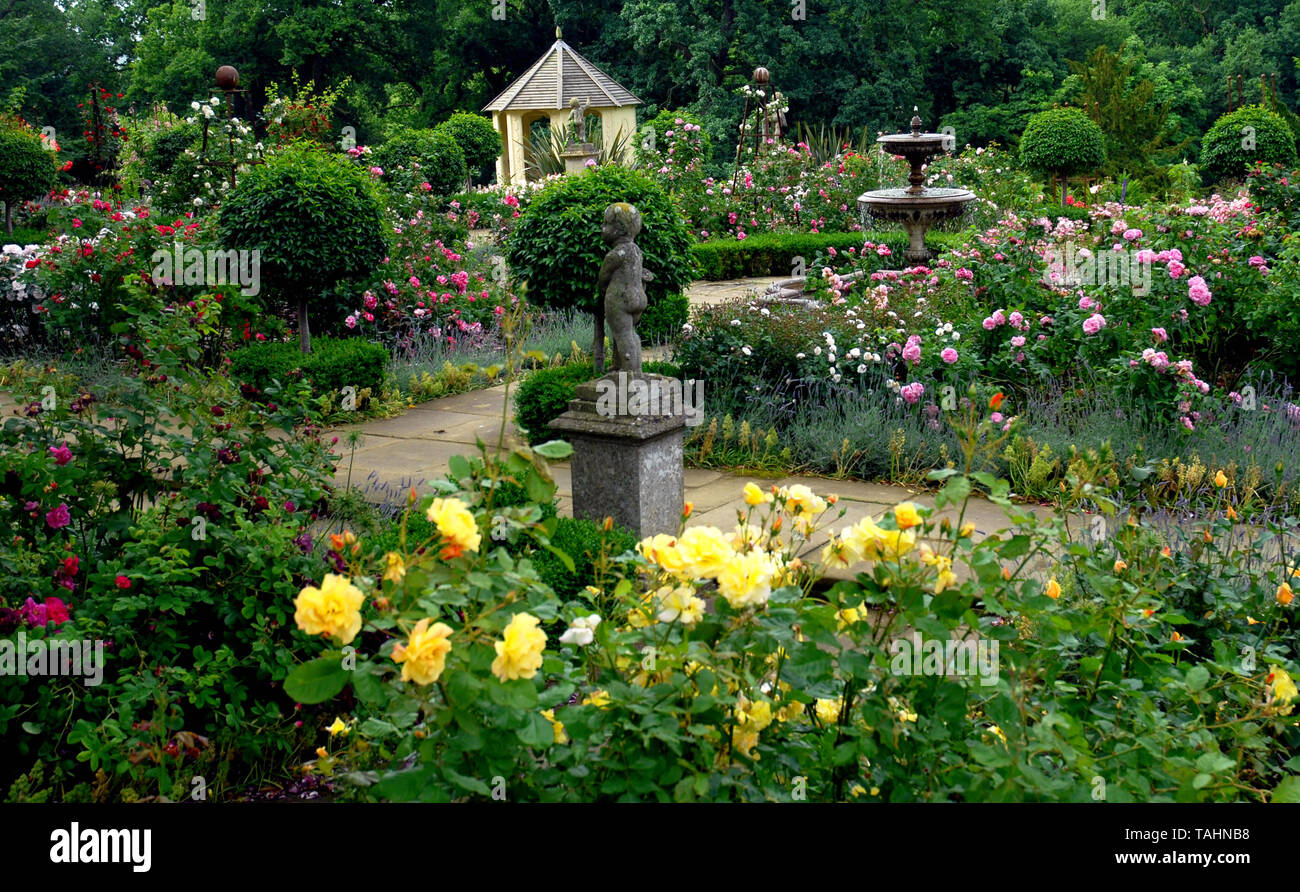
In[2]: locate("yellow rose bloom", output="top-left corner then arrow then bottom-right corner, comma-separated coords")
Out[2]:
676,525 -> 736,579
294,574 -> 366,644
425,496 -> 482,555
491,612 -> 547,681
892,502 -> 923,530
541,708 -> 568,744
327,717 -> 349,737
637,533 -> 694,579
814,698 -> 841,725
777,699 -> 805,722
656,584 -> 705,626
1267,667 -> 1298,716
780,484 -> 827,517
716,549 -> 776,608
1045,577 -> 1061,599
735,697 -> 774,733
582,689 -> 611,708
1278,582 -> 1294,606
1214,470 -> 1228,488
382,551 -> 406,583
733,729 -> 760,760
391,618 -> 454,685
743,482 -> 773,506
1114,559 -> 1128,573
959,521 -> 976,538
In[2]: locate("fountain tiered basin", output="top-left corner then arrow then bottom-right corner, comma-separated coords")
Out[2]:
858,112 -> 974,264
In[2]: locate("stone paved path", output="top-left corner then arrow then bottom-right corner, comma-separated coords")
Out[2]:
332,383 -> 1055,580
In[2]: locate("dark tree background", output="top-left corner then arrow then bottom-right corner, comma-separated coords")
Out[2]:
4,0 -> 1300,171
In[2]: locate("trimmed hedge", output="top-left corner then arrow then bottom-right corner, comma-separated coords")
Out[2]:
533,515 -> 639,600
228,336 -> 387,398
514,359 -> 682,444
1200,105 -> 1298,185
688,230 -> 970,281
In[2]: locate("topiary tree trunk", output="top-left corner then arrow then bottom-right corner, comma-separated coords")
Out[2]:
4,201 -> 11,236
299,295 -> 313,353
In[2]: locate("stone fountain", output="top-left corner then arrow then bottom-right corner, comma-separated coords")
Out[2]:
857,109 -> 974,264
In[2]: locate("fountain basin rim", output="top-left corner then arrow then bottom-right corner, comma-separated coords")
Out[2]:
858,187 -> 975,205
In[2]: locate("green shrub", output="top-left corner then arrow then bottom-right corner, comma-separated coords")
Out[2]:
533,515 -> 638,600
372,127 -> 468,198
513,359 -> 681,444
1019,107 -> 1107,201
216,142 -> 387,353
434,113 -> 500,182
638,108 -> 712,170
686,231 -> 968,280
506,165 -> 695,341
0,118 -> 58,234
365,478 -> 557,557
228,336 -> 388,399
1199,105 -> 1298,185
141,123 -> 201,187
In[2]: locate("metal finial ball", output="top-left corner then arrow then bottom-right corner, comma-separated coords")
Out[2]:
216,66 -> 240,89
753,67 -> 770,85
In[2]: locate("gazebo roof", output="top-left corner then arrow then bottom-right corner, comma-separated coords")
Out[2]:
482,31 -> 641,112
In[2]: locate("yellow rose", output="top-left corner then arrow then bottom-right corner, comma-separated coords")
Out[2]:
327,717 -> 349,737
676,526 -> 736,579
656,584 -> 705,626
892,502 -> 923,530
743,482 -> 773,506
382,551 -> 406,583
959,521 -> 976,538
582,689 -> 611,708
1278,582 -> 1294,607
733,728 -> 760,760
716,550 -> 776,608
1045,577 -> 1061,599
1267,667 -> 1298,716
814,698 -> 841,725
637,534 -> 694,579
425,496 -> 482,555
491,612 -> 547,681
1214,470 -> 1228,488
294,574 -> 366,644
391,618 -> 454,685
780,484 -> 827,517
730,522 -> 767,551
541,708 -> 568,744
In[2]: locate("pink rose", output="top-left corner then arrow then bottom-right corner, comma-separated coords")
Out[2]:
941,348 -> 959,364
49,443 -> 73,465
46,503 -> 71,529
1082,313 -> 1106,335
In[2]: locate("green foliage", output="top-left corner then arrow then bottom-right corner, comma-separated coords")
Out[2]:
1019,106 -> 1108,179
371,127 -> 468,198
533,516 -> 638,600
506,165 -> 695,333
0,118 -> 58,231
0,290 -> 338,800
228,336 -> 388,400
434,113 -> 501,178
1199,105 -> 1298,186
215,142 -> 387,350
513,359 -> 681,444
142,123 -> 202,187
688,231 -> 966,280
640,108 -> 712,168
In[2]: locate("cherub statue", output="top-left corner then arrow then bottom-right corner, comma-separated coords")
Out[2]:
594,202 -> 654,375
568,97 -> 589,145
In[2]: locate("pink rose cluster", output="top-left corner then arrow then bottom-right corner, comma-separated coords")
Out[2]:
1187,275 -> 1212,307
900,382 -> 925,405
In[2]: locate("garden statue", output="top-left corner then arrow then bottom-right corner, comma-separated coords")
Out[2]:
594,201 -> 653,375
568,96 -> 590,146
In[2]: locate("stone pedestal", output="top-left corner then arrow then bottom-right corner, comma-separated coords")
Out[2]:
560,142 -> 599,175
549,372 -> 686,538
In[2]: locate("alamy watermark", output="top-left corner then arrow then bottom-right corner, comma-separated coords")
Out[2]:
0,632 -> 105,686
595,370 -> 705,427
1041,242 -> 1151,296
150,242 -> 261,296
890,631 -> 999,687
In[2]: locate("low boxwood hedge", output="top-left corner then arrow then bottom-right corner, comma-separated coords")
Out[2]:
228,336 -> 388,399
513,359 -> 683,445
688,230 -> 969,280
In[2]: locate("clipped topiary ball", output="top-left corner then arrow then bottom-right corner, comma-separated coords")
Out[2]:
1019,107 -> 1107,181
0,118 -> 59,234
216,141 -> 387,352
435,113 -> 501,180
371,127 -> 468,198
506,164 -> 695,342
1199,104 -> 1298,186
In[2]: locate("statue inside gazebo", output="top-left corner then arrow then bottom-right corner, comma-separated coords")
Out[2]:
482,27 -> 641,185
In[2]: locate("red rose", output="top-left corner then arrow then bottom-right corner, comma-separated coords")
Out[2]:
115,574 -> 132,590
